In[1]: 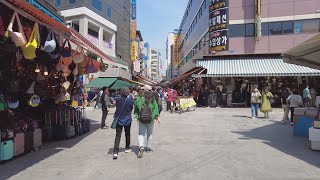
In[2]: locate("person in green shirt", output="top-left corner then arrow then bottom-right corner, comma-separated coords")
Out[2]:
134,88 -> 161,158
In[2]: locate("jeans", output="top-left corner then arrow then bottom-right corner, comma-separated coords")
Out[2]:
290,107 -> 295,123
138,121 -> 155,148
251,103 -> 259,117
282,104 -> 289,121
101,106 -> 108,127
158,105 -> 163,114
114,123 -> 131,153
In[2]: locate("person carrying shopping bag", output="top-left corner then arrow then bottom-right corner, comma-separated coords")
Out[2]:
134,88 -> 161,158
112,87 -> 134,159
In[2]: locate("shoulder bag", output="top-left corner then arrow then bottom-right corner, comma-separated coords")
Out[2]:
44,30 -> 56,53
7,11 -> 27,47
62,39 -> 71,57
111,98 -> 127,129
23,23 -> 39,60
72,46 -> 84,63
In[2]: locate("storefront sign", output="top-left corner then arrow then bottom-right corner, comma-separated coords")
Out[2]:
179,97 -> 197,110
173,33 -> 179,66
132,0 -> 136,20
131,41 -> 137,62
131,20 -> 136,39
209,0 -> 229,52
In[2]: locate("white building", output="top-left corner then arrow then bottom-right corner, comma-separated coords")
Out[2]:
60,7 -> 129,72
150,48 -> 159,81
166,32 -> 175,80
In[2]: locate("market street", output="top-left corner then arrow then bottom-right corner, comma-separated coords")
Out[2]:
0,108 -> 320,180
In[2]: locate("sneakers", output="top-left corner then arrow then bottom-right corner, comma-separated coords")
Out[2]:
290,122 -> 294,126
252,117 -> 256,119
145,147 -> 152,152
125,148 -> 132,153
137,147 -> 144,158
113,153 -> 118,160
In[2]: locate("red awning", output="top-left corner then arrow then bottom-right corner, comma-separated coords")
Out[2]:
4,0 -> 70,35
69,29 -> 113,63
168,67 -> 204,85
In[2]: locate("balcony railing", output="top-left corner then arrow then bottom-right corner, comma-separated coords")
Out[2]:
87,34 -> 113,50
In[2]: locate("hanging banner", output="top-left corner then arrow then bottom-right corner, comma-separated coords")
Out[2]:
209,0 -> 229,52
173,33 -> 179,66
132,0 -> 136,20
131,20 -> 136,39
131,41 -> 137,62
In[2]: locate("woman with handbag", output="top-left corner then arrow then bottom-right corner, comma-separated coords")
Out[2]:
112,87 -> 134,159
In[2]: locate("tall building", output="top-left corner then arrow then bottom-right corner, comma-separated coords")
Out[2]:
166,32 -> 175,80
177,0 -> 320,75
48,0 -> 131,70
150,48 -> 159,81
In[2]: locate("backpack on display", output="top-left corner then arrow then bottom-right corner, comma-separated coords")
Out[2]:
139,102 -> 152,124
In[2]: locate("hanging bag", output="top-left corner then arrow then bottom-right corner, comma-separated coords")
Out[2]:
23,23 -> 39,60
73,64 -> 79,76
55,56 -> 63,72
62,39 -> 72,57
100,59 -> 107,72
7,11 -> 27,47
85,57 -> 96,73
72,46 -> 85,63
44,31 -> 56,53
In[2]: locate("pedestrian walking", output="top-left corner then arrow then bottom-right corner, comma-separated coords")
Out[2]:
91,90 -> 103,109
260,87 -> 273,118
287,89 -> 303,126
134,89 -> 160,158
101,87 -> 110,129
167,87 -> 173,112
216,87 -> 222,108
112,87 -> 134,159
303,85 -> 311,107
250,88 -> 261,119
310,87 -> 316,107
281,88 -> 291,123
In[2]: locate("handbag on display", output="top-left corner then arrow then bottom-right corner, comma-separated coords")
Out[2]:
44,30 -> 56,53
28,95 -> 41,107
22,23 -> 39,60
100,60 -> 107,72
26,81 -> 36,95
63,56 -> 72,66
7,100 -> 19,109
72,46 -> 84,63
73,64 -> 79,76
7,11 -> 27,47
79,55 -> 87,67
62,39 -> 71,57
93,60 -> 101,72
55,56 -> 62,72
85,57 -> 96,73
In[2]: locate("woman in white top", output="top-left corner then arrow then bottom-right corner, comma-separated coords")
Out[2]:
286,89 -> 303,126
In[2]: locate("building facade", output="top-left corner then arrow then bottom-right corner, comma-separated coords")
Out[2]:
48,0 -> 131,69
150,48 -> 159,81
166,32 -> 175,80
177,0 -> 320,74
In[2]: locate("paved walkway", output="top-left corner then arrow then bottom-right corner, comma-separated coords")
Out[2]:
1,108 -> 320,180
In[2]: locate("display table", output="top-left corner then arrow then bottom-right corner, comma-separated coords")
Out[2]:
294,108 -> 319,138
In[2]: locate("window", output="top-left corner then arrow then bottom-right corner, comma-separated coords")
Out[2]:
69,0 -> 76,4
229,24 -> 245,37
92,0 -> 102,11
261,22 -> 269,36
151,50 -> 157,54
294,20 -> 303,33
88,28 -> 98,37
55,0 -> 61,7
300,19 -> 320,33
106,7 -> 112,17
245,24 -> 255,37
282,21 -> 293,34
269,22 -> 282,35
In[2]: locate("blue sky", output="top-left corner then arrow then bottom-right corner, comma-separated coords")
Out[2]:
137,0 -> 188,76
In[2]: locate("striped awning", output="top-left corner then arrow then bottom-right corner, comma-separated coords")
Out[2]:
193,57 -> 320,78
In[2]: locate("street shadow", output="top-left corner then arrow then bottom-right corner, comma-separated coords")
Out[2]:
0,119 -> 101,180
107,145 -> 140,155
232,121 -> 320,168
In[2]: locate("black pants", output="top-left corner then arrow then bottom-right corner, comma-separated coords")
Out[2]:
290,107 -> 295,123
167,101 -> 171,111
114,123 -> 131,153
101,106 -> 108,127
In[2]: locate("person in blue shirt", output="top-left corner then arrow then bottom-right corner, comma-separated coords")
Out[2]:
112,87 -> 134,159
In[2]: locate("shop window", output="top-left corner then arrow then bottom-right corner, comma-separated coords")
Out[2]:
92,0 -> 102,11
245,23 -> 255,37
69,0 -> 76,4
301,19 -> 319,33
106,6 -> 112,18
55,0 -> 61,7
88,28 -> 98,38
261,22 -> 269,36
229,24 -> 245,37
268,22 -> 282,35
282,21 -> 293,34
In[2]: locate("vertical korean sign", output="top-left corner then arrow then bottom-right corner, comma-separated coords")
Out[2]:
209,0 -> 229,52
131,0 -> 137,62
173,31 -> 179,66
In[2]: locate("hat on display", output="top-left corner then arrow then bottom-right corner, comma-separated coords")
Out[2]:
28,95 -> 40,107
7,100 -> 19,109
26,81 -> 35,94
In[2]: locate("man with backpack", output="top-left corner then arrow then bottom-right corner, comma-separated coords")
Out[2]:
134,86 -> 161,158
152,87 -> 163,114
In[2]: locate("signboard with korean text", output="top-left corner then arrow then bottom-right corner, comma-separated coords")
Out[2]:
173,33 -> 179,66
131,41 -> 137,62
131,20 -> 136,39
132,0 -> 136,20
209,0 -> 229,52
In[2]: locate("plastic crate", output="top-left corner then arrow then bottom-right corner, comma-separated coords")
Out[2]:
294,108 -> 307,115
294,115 -> 315,137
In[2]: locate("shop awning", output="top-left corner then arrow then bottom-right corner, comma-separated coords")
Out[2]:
85,78 -> 117,88
193,56 -> 320,78
110,80 -> 135,90
134,75 -> 156,85
282,34 -> 320,70
169,67 -> 204,85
